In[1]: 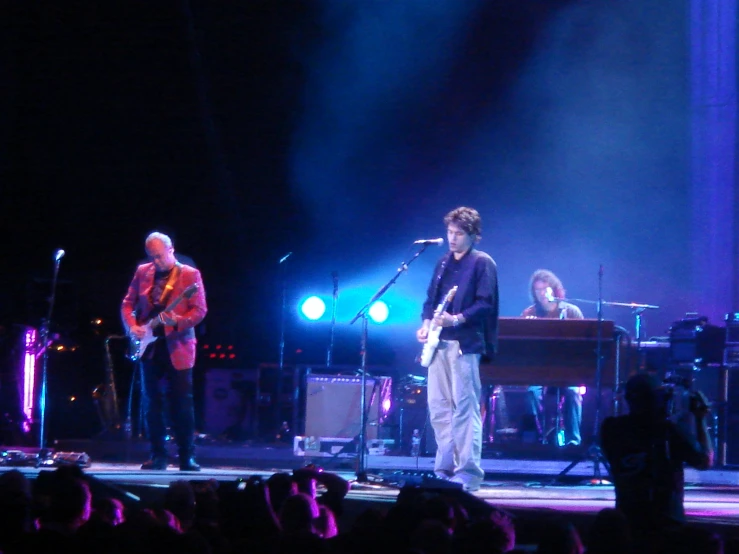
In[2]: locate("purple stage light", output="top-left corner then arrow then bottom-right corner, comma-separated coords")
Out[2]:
22,327 -> 37,433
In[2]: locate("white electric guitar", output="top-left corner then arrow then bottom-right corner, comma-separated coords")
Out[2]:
128,283 -> 199,362
419,285 -> 458,367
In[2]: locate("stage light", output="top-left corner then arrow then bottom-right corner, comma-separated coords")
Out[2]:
300,296 -> 326,320
578,386 -> 586,395
368,301 -> 389,323
22,328 -> 36,434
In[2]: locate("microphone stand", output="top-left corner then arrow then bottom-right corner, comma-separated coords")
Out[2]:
275,252 -> 292,438
327,271 -> 338,368
38,251 -> 64,451
349,244 -> 433,482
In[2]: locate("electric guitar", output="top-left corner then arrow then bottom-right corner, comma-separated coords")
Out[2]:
419,285 -> 458,367
128,283 -> 199,362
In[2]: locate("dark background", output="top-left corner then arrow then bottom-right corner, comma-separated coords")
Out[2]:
0,1 -> 707,440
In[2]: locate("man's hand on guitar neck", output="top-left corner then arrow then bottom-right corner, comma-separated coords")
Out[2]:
158,312 -> 178,327
433,311 -> 465,328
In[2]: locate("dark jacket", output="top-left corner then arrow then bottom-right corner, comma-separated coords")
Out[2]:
421,248 -> 499,358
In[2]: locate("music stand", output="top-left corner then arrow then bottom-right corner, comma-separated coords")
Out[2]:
349,244 -> 434,482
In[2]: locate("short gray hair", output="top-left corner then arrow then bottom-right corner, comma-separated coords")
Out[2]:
145,231 -> 173,249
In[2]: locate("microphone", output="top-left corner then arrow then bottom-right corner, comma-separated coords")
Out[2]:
54,249 -> 65,262
278,252 -> 292,264
545,287 -> 565,303
545,287 -> 567,319
545,287 -> 556,303
413,238 -> 444,245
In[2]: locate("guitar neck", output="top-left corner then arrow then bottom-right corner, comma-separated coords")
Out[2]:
147,293 -> 187,327
166,293 -> 187,313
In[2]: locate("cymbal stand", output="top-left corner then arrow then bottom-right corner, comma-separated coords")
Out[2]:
550,265 -> 611,485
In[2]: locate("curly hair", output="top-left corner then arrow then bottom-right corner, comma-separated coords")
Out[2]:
443,206 -> 482,238
529,269 -> 566,303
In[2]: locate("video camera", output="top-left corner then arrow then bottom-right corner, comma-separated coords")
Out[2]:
654,374 -> 710,420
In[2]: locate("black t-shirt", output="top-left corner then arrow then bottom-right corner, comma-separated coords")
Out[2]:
150,268 -> 173,336
437,255 -> 463,342
601,414 -> 708,530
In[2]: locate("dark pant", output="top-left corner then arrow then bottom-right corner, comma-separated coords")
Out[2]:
141,339 -> 195,459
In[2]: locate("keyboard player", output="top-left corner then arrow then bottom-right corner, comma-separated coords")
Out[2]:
521,269 -> 584,446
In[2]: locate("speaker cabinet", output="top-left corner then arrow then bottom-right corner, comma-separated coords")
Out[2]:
304,375 -> 383,439
204,369 -> 259,440
721,367 -> 739,466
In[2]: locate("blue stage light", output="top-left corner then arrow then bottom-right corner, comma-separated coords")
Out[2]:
369,301 -> 389,324
300,296 -> 326,320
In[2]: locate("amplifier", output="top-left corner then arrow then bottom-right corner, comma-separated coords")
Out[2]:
725,313 -> 739,344
718,367 -> 739,466
669,317 -> 725,365
686,364 -> 739,467
725,346 -> 739,368
304,375 -> 391,440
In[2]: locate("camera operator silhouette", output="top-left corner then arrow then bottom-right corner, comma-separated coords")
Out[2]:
601,373 -> 713,551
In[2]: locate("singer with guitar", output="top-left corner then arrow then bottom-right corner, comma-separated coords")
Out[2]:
416,207 -> 499,492
121,231 -> 207,471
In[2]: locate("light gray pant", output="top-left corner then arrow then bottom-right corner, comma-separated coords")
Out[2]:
427,340 -> 484,480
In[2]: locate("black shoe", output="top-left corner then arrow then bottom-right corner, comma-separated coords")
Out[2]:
141,456 -> 168,470
179,457 -> 200,472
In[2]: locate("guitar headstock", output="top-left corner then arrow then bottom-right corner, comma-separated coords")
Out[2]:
445,285 -> 458,302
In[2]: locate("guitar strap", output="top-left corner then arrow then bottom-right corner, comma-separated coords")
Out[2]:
435,251 -> 451,282
433,251 -> 452,303
158,263 -> 182,308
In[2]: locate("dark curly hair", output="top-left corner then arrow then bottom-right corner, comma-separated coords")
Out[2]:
443,207 -> 482,238
528,269 -> 566,304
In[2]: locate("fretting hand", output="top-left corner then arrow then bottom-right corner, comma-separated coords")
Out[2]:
433,312 -> 455,328
158,312 -> 178,327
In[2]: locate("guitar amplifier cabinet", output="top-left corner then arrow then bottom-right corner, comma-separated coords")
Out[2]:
669,317 -> 725,365
304,375 -> 390,440
720,367 -> 739,466
681,364 -> 739,467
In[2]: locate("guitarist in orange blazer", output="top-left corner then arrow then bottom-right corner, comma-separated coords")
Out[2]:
121,231 -> 207,471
